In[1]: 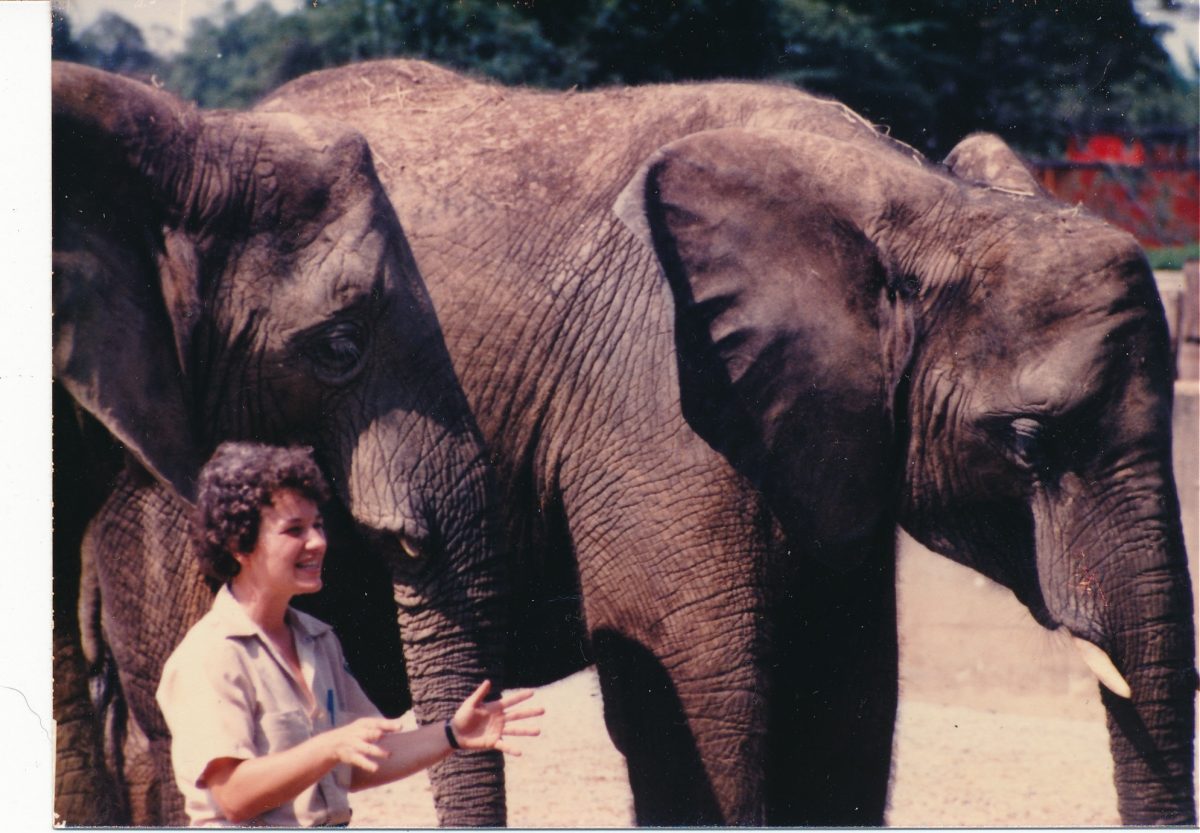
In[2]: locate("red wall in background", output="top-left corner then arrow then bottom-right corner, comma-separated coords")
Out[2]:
1033,134 -> 1199,249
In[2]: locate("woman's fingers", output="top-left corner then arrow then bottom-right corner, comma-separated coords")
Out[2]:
344,717 -> 405,752
355,716 -> 405,735
501,705 -> 544,722
333,728 -> 391,771
360,739 -> 390,758
350,751 -> 381,773
498,688 -> 535,708
375,717 -> 407,734
463,679 -> 492,709
450,683 -> 542,754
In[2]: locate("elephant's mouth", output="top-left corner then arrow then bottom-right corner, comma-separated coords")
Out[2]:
393,530 -> 428,561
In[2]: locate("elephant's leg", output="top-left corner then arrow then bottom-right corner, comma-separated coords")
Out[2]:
88,475 -> 209,825
765,524 -> 898,825
591,621 -> 767,825
52,400 -> 126,825
578,497 -> 772,824
53,623 -> 126,825
119,714 -> 174,825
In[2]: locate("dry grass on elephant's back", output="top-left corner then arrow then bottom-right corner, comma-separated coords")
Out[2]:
352,536 -> 1131,828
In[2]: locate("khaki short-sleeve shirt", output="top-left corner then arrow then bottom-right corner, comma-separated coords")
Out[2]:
156,585 -> 382,827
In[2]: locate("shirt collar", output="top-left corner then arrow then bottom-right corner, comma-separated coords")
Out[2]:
210,584 -> 333,640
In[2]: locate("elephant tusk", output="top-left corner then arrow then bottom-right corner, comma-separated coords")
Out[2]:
400,535 -> 423,559
1072,636 -> 1132,699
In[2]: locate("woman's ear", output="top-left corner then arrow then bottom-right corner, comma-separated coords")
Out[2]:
615,128 -> 923,558
53,63 -> 206,502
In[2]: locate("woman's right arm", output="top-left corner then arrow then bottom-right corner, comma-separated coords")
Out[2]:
203,716 -> 406,823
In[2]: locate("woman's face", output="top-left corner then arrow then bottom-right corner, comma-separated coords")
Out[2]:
233,488 -> 327,602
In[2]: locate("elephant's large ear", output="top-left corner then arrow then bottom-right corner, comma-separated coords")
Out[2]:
615,128 -> 925,557
943,133 -> 1046,196
52,62 -> 204,501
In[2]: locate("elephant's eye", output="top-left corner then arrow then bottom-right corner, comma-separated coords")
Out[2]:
308,322 -> 366,382
1009,417 -> 1044,475
886,271 -> 921,301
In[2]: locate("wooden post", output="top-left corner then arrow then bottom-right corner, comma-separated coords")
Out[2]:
1175,259 -> 1198,570
1179,259 -> 1198,381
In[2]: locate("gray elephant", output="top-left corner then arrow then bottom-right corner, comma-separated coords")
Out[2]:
52,63 -> 509,826
257,61 -> 1196,825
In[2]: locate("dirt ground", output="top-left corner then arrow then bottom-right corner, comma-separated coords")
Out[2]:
349,533 -> 1197,828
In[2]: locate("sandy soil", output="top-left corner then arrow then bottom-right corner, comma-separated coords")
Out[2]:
347,532 -> 1200,828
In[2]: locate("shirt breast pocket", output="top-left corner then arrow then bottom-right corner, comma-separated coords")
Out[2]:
259,708 -> 312,755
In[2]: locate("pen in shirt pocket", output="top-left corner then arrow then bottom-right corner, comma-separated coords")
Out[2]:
326,688 -> 336,727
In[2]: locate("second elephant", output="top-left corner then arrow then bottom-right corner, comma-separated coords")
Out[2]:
261,61 -> 1196,826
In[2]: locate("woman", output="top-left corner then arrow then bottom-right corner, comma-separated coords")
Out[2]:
156,442 -> 541,827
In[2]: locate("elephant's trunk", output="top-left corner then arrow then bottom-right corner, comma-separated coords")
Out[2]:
1040,463 -> 1196,825
341,397 -> 509,826
1102,541 -> 1196,825
388,429 -> 509,826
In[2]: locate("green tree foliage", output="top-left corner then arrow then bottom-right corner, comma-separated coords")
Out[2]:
163,0 -> 783,104
167,2 -> 315,107
515,0 -> 780,86
303,0 -> 565,84
51,11 -> 84,63
164,0 -> 568,106
773,0 -> 1197,154
52,9 -> 163,80
57,0 -> 1197,157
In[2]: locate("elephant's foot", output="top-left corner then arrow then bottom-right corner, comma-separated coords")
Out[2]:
592,629 -> 765,825
53,630 -> 127,825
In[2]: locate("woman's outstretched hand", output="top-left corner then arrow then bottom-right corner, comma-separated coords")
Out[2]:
449,680 -> 543,756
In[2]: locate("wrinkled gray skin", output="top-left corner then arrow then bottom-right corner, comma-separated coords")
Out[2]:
261,62 -> 1196,826
52,63 -> 508,826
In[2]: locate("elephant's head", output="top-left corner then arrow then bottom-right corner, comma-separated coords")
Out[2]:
53,63 -> 507,823
617,127 -> 1195,823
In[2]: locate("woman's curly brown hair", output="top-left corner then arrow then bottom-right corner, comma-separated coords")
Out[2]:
194,442 -> 332,585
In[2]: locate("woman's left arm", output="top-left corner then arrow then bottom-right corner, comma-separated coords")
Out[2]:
351,680 -> 542,790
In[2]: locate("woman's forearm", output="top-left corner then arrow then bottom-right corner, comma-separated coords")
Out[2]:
350,721 -> 454,790
208,716 -> 445,818
207,680 -> 535,818
207,737 -> 339,823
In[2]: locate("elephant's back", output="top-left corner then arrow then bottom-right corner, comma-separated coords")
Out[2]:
259,58 -> 480,108
257,60 -> 902,219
